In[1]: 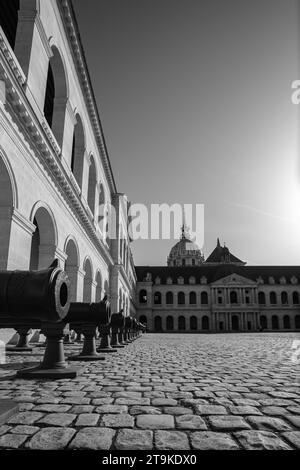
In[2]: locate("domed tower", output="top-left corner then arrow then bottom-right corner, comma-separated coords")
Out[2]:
167,224 -> 205,267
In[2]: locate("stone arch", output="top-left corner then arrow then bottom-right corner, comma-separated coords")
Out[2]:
270,291 -> 277,305
178,316 -> 186,331
201,291 -> 208,304
190,316 -> 197,330
154,316 -> 162,332
83,257 -> 93,303
202,315 -> 209,330
166,291 -> 173,304
166,315 -> 174,331
178,291 -> 185,305
43,44 -> 68,148
260,315 -> 268,329
189,291 -> 196,305
281,291 -> 288,305
87,154 -> 97,217
292,291 -> 299,304
64,236 -> 80,302
283,315 -> 290,329
271,315 -> 279,330
29,203 -> 57,270
0,151 -> 18,268
104,279 -> 109,297
71,113 -> 85,188
95,270 -> 102,302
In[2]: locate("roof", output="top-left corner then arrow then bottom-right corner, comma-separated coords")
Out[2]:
135,265 -> 300,285
205,239 -> 245,264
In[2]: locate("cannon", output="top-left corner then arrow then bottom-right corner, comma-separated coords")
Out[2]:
66,296 -> 111,361
0,261 -> 83,379
110,312 -> 126,348
0,260 -> 70,323
124,316 -> 133,343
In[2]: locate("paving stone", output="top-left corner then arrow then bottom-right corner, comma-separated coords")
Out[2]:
0,433 -> 28,449
261,406 -> 289,416
130,406 -> 162,415
115,429 -> 153,450
136,414 -> 175,429
234,430 -> 292,450
26,427 -> 76,450
8,412 -> 44,425
155,430 -> 190,450
10,425 -> 39,435
71,405 -> 94,414
115,398 -> 150,406
209,415 -> 251,431
229,406 -> 262,415
287,407 -> 300,415
91,398 -> 114,405
75,414 -> 99,426
95,405 -> 128,414
247,416 -> 292,431
285,415 -> 300,428
151,398 -> 177,406
191,431 -> 239,450
38,413 -> 76,427
0,425 -> 11,436
33,404 -> 71,413
163,406 -> 193,415
101,414 -> 134,428
18,403 -> 35,411
282,431 -> 300,449
114,392 -> 142,398
195,405 -> 227,415
175,415 -> 207,430
69,427 -> 115,450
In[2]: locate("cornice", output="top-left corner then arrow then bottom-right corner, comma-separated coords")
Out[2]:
57,0 -> 117,195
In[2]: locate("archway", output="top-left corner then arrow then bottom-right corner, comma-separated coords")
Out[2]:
0,154 -> 15,269
64,238 -> 79,302
189,292 -> 196,305
87,155 -> 97,217
295,315 -> 300,329
154,316 -> 162,332
272,315 -> 279,330
258,292 -> 266,304
71,114 -> 85,188
201,291 -> 208,304
178,292 -> 185,305
29,206 -> 57,270
283,315 -> 290,329
83,258 -> 93,303
43,46 -> 68,148
190,316 -> 197,330
166,316 -> 174,331
166,291 -> 173,304
232,315 -> 239,331
202,316 -> 209,330
178,316 -> 186,331
260,315 -> 267,329
95,271 -> 102,302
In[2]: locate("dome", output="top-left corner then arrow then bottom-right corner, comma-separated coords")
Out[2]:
167,231 -> 204,267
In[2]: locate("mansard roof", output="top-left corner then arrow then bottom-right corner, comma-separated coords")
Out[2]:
135,265 -> 300,285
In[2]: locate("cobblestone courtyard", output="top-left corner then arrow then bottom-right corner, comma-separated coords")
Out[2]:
0,333 -> 299,450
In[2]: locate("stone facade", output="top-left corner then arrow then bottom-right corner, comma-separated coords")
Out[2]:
136,241 -> 300,333
0,0 -> 136,315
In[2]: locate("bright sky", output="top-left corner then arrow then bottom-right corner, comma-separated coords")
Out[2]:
73,0 -> 300,266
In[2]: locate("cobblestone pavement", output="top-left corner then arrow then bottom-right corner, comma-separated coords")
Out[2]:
0,333 -> 299,450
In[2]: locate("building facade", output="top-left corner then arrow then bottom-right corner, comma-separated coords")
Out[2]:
136,235 -> 300,332
0,0 -> 136,315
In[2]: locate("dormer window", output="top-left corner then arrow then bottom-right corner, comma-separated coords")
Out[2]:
155,277 -> 161,285
167,277 -> 173,285
200,276 -> 207,285
269,277 -> 275,285
189,276 -> 196,285
280,276 -> 286,285
178,276 -> 184,285
291,276 -> 298,285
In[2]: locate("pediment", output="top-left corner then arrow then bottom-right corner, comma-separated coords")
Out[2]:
212,273 -> 256,286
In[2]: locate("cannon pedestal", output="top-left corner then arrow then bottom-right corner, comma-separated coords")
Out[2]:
17,323 -> 82,379
111,326 -> 125,348
68,324 -> 106,361
6,326 -> 33,352
97,325 -> 117,353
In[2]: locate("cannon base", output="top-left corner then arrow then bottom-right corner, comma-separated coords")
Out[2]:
16,365 -> 83,379
0,400 -> 19,425
68,354 -> 106,361
97,348 -> 118,353
112,344 -> 125,348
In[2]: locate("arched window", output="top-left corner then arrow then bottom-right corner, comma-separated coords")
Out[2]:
270,292 -> 277,305
178,316 -> 186,330
189,291 -> 196,304
139,289 -> 147,304
166,316 -> 174,331
201,291 -> 208,304
0,0 -> 20,50
95,271 -> 102,303
166,291 -> 173,304
178,292 -> 185,305
190,316 -> 197,330
154,292 -> 162,304
83,258 -> 93,303
29,207 -> 57,271
258,292 -> 266,305
293,291 -> 299,304
283,315 -> 290,329
281,291 -> 288,305
230,291 -> 238,304
71,114 -> 85,188
87,156 -> 97,216
260,315 -> 267,329
232,315 -> 239,331
272,315 -> 279,330
154,316 -> 162,332
295,315 -> 300,329
43,47 -> 68,148
64,238 -> 79,302
202,316 -> 209,330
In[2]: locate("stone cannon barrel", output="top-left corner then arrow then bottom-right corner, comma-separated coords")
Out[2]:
0,260 -> 70,323
111,311 -> 125,328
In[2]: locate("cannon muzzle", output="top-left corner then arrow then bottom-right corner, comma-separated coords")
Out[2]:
66,298 -> 111,326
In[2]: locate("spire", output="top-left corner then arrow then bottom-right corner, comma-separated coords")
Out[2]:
217,238 -> 221,247
181,207 -> 187,239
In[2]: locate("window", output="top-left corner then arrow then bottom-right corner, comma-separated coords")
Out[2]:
202,316 -> 209,330
270,292 -> 277,305
178,292 -> 185,305
177,276 -> 184,285
190,316 -> 197,330
189,292 -> 196,304
201,291 -> 208,304
281,292 -> 288,305
258,292 -> 266,304
139,289 -> 147,304
293,292 -> 299,304
154,292 -> 162,304
178,316 -> 186,330
166,291 -> 173,304
272,315 -> 279,330
0,0 -> 20,50
283,316 -> 290,329
192,259 -> 195,266
189,276 -> 196,285
230,291 -> 238,304
166,316 -> 174,330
